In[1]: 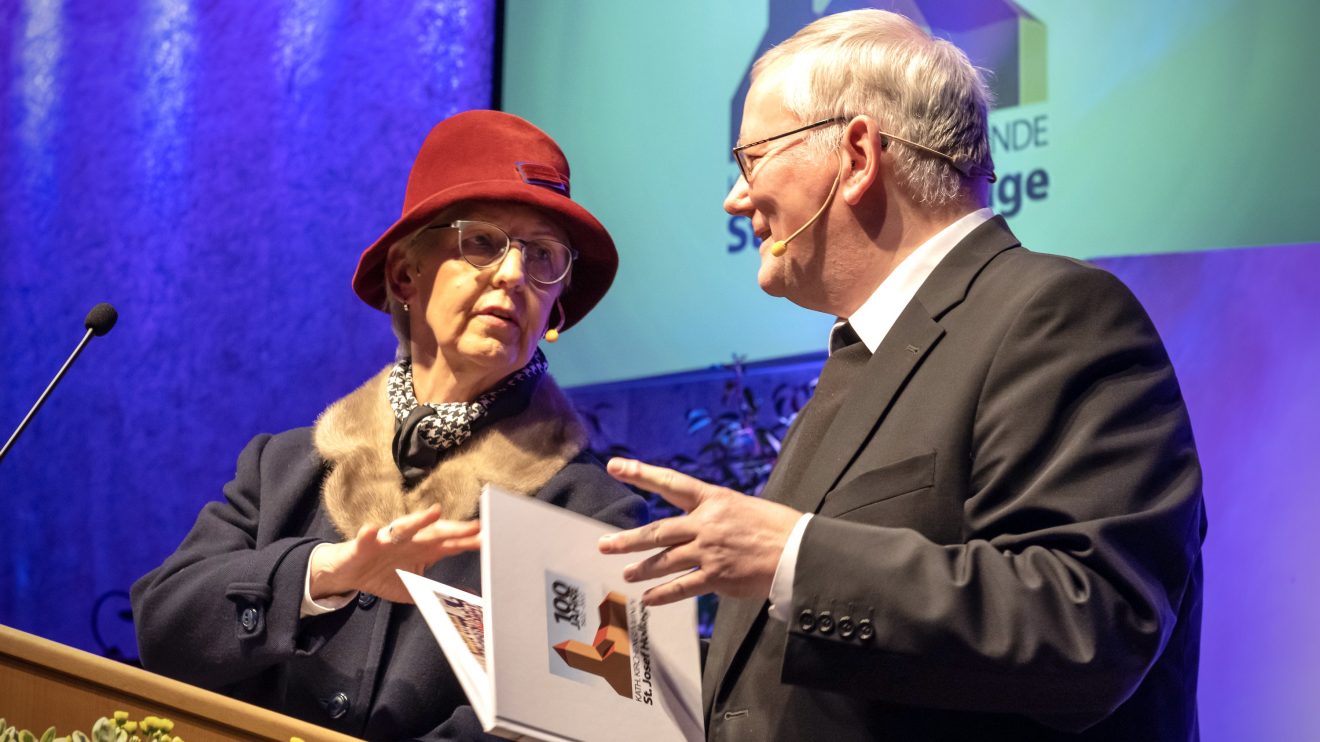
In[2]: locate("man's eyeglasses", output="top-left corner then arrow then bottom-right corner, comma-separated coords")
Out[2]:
420,220 -> 578,285
732,118 -> 846,182
732,116 -> 997,183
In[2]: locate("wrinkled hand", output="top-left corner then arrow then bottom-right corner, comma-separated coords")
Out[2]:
598,458 -> 802,606
309,504 -> 481,604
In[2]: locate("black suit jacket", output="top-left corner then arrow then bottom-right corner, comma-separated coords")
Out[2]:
704,217 -> 1205,741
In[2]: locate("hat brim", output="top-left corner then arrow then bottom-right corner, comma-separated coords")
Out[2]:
352,180 -> 617,332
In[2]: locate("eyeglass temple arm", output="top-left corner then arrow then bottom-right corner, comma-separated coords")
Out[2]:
882,131 -> 997,183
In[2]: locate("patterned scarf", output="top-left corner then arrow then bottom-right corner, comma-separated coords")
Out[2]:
387,349 -> 548,486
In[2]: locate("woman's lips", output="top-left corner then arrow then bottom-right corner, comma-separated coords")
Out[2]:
476,307 -> 520,331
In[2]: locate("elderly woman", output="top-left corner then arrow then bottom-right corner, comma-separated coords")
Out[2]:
131,111 -> 644,740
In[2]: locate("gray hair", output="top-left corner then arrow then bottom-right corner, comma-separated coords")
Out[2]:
754,9 -> 994,206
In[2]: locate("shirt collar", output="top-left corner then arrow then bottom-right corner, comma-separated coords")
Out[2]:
842,208 -> 994,353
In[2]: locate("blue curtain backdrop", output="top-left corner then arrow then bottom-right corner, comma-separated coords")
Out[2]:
0,0 -> 495,655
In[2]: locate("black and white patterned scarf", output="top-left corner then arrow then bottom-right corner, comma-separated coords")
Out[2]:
387,349 -> 548,486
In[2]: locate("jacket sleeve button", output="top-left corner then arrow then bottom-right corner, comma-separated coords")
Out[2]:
797,609 -> 816,632
816,611 -> 834,635
357,592 -> 377,609
837,616 -> 855,639
239,606 -> 259,633
857,618 -> 875,642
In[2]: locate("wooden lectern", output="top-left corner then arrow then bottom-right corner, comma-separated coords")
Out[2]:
0,625 -> 361,741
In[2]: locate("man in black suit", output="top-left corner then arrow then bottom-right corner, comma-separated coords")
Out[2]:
600,9 -> 1205,741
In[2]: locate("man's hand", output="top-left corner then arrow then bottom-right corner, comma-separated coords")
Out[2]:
309,504 -> 481,604
598,458 -> 802,606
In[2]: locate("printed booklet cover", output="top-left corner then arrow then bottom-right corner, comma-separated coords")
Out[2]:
400,484 -> 703,741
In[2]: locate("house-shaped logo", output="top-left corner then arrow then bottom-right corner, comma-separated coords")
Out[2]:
731,0 -> 1046,148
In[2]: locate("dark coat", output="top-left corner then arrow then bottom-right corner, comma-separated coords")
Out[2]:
132,424 -> 644,740
704,217 -> 1206,741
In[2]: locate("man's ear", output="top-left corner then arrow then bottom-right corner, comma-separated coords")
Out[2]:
385,244 -> 419,304
839,116 -> 882,206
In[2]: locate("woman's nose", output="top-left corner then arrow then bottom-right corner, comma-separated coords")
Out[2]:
490,243 -> 528,288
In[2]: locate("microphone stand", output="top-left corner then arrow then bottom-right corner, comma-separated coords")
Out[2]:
0,326 -> 98,465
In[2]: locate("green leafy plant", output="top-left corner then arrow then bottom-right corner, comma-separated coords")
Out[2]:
0,712 -> 182,742
669,356 -> 816,635
666,355 -> 813,499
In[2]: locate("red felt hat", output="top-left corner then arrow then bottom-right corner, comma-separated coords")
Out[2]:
352,110 -> 617,332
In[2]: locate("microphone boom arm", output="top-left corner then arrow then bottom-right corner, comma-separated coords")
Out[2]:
0,326 -> 97,465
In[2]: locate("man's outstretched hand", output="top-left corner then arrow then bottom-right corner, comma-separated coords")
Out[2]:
598,458 -> 802,606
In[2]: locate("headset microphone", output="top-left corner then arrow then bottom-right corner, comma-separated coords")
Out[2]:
543,298 -> 566,343
769,153 -> 847,257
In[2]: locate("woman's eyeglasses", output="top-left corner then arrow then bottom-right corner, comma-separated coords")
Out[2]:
421,220 -> 578,285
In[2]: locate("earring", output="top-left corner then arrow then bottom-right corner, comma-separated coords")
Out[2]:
402,302 -> 410,314
544,299 -> 566,343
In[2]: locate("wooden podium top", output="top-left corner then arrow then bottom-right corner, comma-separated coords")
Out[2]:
0,624 -> 361,742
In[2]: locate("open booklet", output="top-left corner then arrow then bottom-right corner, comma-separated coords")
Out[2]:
399,484 -> 704,741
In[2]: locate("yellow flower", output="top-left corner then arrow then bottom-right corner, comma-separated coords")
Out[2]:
124,720 -> 138,732
114,711 -> 130,723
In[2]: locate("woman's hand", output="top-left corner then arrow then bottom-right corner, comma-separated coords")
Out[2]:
308,504 -> 481,604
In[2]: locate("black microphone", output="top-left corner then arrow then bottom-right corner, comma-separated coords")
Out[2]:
85,302 -> 118,336
0,303 -> 118,465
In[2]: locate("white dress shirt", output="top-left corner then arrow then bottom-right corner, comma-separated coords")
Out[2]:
767,208 -> 995,621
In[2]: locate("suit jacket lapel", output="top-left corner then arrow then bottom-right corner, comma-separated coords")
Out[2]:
699,319 -> 941,717
704,216 -> 1022,713
769,217 -> 1022,513
775,310 -> 944,514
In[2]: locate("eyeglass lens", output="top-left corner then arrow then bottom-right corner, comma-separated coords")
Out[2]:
454,221 -> 574,284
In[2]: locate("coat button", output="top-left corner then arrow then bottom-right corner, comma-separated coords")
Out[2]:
239,606 -> 259,633
324,691 -> 350,719
857,618 -> 875,642
838,616 -> 855,639
357,592 -> 377,609
797,609 -> 816,632
817,611 -> 834,635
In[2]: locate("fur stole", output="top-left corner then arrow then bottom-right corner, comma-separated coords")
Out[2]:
312,365 -> 589,539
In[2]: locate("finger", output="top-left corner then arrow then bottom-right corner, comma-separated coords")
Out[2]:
391,505 -> 444,542
392,535 -> 481,581
362,523 -> 395,549
641,570 -> 709,607
624,544 -> 700,583
432,534 -> 482,557
599,516 -> 697,554
606,458 -> 709,512
415,518 -> 481,542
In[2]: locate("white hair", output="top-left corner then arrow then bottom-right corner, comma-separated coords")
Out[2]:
754,9 -> 994,206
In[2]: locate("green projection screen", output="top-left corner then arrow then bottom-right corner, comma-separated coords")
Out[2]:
502,0 -> 1319,386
